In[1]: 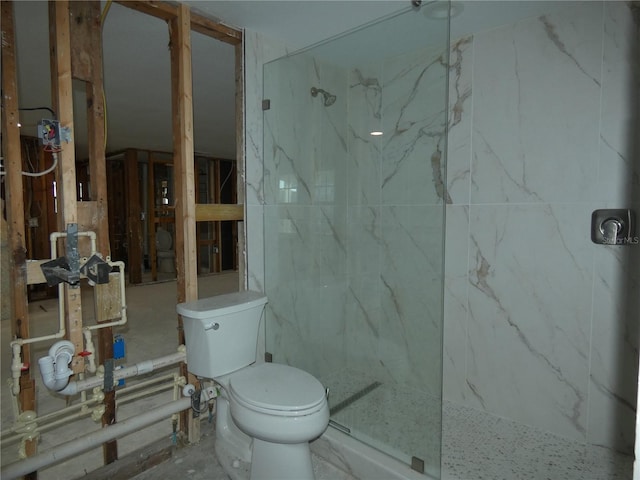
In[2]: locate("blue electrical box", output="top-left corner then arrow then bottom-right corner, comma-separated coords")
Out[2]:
113,335 -> 125,359
113,335 -> 126,386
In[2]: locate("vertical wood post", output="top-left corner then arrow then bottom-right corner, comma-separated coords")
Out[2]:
125,149 -> 143,284
170,3 -> 199,443
49,0 -> 85,375
235,42 -> 246,289
1,1 -> 38,472
68,0 -> 118,464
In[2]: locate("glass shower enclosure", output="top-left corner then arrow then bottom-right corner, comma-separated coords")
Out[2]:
263,4 -> 450,477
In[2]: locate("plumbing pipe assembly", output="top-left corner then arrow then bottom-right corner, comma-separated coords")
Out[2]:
38,346 -> 187,396
1,396 -> 192,480
4,226 -> 192,475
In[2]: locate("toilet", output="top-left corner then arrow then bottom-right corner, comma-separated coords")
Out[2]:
177,291 -> 329,480
156,227 -> 175,273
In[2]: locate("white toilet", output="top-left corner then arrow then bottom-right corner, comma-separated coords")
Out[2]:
177,291 -> 329,480
156,227 -> 175,273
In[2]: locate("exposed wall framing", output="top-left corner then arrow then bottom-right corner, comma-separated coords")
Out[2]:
1,2 -> 38,473
2,0 -> 245,474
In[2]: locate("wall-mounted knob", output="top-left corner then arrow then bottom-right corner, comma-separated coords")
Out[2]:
591,209 -> 635,245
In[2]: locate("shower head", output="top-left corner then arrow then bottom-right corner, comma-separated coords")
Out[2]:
310,87 -> 337,107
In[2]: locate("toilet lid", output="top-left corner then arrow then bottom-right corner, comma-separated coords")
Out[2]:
229,363 -> 326,413
156,228 -> 172,251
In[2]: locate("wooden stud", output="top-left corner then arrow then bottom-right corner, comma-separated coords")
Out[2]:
170,3 -> 200,444
69,0 -> 118,464
125,149 -> 143,283
1,0 -> 38,468
50,0 -> 85,376
214,159 -> 222,272
235,42 -> 246,289
147,152 -> 158,282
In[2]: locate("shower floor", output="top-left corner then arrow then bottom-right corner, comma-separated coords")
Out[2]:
321,369 -> 633,480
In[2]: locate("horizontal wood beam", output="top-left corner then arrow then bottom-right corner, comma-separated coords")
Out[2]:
195,204 -> 244,222
114,1 -> 176,21
190,15 -> 242,45
115,1 -> 242,44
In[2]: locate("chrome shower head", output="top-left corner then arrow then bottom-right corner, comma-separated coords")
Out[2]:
311,87 -> 337,107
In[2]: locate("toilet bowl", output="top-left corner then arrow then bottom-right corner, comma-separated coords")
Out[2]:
156,227 -> 175,273
177,291 -> 330,480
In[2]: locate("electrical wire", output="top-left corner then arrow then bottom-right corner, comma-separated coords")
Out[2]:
219,162 -> 235,193
0,152 -> 59,177
18,106 -> 57,119
21,152 -> 58,177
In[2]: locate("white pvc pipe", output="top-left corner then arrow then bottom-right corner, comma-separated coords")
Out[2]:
8,231 -> 100,395
54,349 -> 186,396
1,397 -> 191,480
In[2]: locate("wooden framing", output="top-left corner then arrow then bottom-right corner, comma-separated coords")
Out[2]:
125,149 -> 143,284
49,0 -> 85,376
70,0 -> 118,463
116,1 -> 242,45
4,0 -> 245,473
1,1 -> 38,470
195,204 -> 244,222
235,41 -> 246,289
170,2 -> 201,443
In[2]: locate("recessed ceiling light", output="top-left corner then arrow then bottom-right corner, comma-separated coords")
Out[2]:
370,131 -> 383,136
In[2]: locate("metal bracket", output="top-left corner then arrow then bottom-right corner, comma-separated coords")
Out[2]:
104,358 -> 114,393
80,254 -> 111,285
40,256 -> 78,287
40,224 -> 81,287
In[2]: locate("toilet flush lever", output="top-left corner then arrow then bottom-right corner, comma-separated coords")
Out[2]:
205,322 -> 220,331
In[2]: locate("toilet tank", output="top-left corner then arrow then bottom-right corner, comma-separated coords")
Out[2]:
177,291 -> 268,379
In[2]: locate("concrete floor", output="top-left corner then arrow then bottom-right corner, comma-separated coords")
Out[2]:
1,271 -> 240,479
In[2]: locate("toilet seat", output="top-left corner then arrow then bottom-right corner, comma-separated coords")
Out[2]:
229,363 -> 326,416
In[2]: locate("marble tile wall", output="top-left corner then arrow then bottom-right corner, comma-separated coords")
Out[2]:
347,45 -> 448,393
244,0 -> 639,458
444,1 -> 640,452
255,25 -> 449,394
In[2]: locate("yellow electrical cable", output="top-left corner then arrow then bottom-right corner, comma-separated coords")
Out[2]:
100,0 -> 112,26
100,0 -> 112,150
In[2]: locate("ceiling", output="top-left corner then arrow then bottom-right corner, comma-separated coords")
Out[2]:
10,1 -> 567,162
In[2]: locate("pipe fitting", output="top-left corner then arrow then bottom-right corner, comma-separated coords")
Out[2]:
91,405 -> 105,423
38,340 -> 75,392
82,329 -> 97,374
10,344 -> 27,396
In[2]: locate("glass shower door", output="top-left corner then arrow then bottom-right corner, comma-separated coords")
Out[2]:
263,5 -> 450,477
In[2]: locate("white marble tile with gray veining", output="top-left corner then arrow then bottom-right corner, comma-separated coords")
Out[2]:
378,205 -> 444,392
598,1 -> 640,204
470,5 -> 602,204
465,204 -> 593,441
443,205 -> 470,404
446,35 -> 473,206
381,46 -> 449,206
